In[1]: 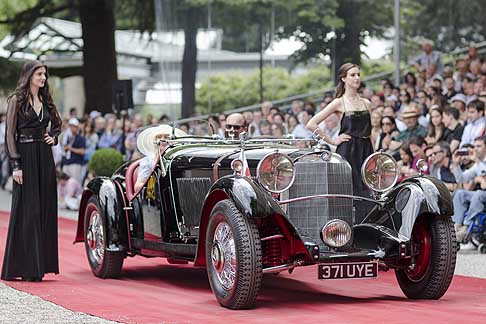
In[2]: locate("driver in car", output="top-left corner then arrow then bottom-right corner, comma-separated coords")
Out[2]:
225,113 -> 247,139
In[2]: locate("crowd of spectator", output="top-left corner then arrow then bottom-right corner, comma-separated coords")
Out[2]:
0,42 -> 485,248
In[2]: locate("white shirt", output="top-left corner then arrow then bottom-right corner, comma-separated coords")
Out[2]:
292,124 -> 313,139
460,117 -> 486,147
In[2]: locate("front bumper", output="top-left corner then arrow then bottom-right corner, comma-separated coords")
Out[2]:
301,223 -> 410,263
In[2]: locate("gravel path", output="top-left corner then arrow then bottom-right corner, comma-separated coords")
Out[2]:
0,282 -> 118,324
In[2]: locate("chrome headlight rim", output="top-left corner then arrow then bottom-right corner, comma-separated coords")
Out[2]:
256,151 -> 296,194
320,219 -> 352,248
361,152 -> 399,193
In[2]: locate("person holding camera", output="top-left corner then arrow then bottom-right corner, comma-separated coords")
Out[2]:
451,136 -> 486,242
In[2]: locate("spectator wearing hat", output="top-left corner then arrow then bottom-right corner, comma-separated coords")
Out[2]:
460,99 -> 486,147
443,107 -> 464,153
62,118 -> 86,184
389,106 -> 427,151
414,39 -> 443,75
450,93 -> 467,122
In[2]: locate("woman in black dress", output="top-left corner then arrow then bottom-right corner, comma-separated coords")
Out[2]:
307,63 -> 374,197
1,61 -> 62,282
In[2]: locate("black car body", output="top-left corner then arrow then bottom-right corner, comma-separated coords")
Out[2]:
74,135 -> 457,309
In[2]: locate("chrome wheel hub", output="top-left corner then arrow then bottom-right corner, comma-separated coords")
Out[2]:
87,209 -> 105,265
211,221 -> 236,291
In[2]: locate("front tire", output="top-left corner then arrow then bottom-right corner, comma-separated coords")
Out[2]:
84,196 -> 125,278
395,213 -> 457,299
206,199 -> 262,309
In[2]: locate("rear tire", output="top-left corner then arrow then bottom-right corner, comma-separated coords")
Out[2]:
206,199 -> 262,309
84,196 -> 125,278
395,214 -> 457,299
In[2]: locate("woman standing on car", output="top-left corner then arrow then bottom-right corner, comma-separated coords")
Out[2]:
307,63 -> 373,197
1,61 -> 62,282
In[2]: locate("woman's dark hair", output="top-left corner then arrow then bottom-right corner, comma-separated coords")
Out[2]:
381,116 -> 396,133
400,143 -> 414,164
399,90 -> 411,104
427,107 -> 445,140
403,72 -> 417,86
8,60 -> 58,119
335,63 -> 360,98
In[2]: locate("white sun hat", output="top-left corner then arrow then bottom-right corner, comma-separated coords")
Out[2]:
136,124 -> 186,157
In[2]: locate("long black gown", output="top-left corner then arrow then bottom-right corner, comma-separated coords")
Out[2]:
1,96 -> 61,280
336,97 -> 374,198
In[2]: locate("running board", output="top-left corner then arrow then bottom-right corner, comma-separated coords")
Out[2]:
131,238 -> 196,258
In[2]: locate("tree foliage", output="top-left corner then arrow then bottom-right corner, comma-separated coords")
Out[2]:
279,0 -> 393,80
401,0 -> 486,54
195,65 -> 333,114
0,57 -> 21,95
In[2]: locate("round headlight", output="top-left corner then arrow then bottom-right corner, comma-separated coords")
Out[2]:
321,219 -> 352,248
230,159 -> 244,175
361,152 -> 399,192
257,152 -> 295,193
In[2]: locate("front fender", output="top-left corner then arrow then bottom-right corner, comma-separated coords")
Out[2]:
74,177 -> 129,252
194,175 -> 287,266
210,175 -> 286,218
366,176 -> 452,239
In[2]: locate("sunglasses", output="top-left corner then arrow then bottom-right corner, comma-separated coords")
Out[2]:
382,122 -> 393,126
226,124 -> 242,130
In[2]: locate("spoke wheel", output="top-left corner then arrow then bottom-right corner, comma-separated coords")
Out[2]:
395,214 -> 457,299
206,199 -> 262,309
84,196 -> 125,278
211,222 -> 237,291
405,219 -> 431,282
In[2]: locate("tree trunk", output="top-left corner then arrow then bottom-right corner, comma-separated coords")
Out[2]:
79,0 -> 117,115
181,6 -> 198,119
333,0 -> 361,82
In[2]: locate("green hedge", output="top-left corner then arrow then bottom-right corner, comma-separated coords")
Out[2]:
88,148 -> 124,177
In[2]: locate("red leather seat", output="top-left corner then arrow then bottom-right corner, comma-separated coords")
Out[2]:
125,154 -> 161,201
125,159 -> 141,201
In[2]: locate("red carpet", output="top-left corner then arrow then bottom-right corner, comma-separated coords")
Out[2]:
1,211 -> 486,323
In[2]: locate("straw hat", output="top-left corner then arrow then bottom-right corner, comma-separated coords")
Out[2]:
136,124 -> 186,157
401,106 -> 420,119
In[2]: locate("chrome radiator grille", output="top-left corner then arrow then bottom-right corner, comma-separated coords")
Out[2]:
287,161 -> 353,248
176,177 -> 212,226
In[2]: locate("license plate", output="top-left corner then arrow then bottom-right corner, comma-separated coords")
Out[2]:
318,262 -> 378,280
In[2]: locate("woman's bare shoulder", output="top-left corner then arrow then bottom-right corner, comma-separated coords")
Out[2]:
326,97 -> 343,113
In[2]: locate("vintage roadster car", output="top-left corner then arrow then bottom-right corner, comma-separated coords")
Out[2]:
74,128 -> 457,310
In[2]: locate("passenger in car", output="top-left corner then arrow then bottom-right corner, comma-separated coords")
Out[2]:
134,133 -> 169,193
134,125 -> 185,193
